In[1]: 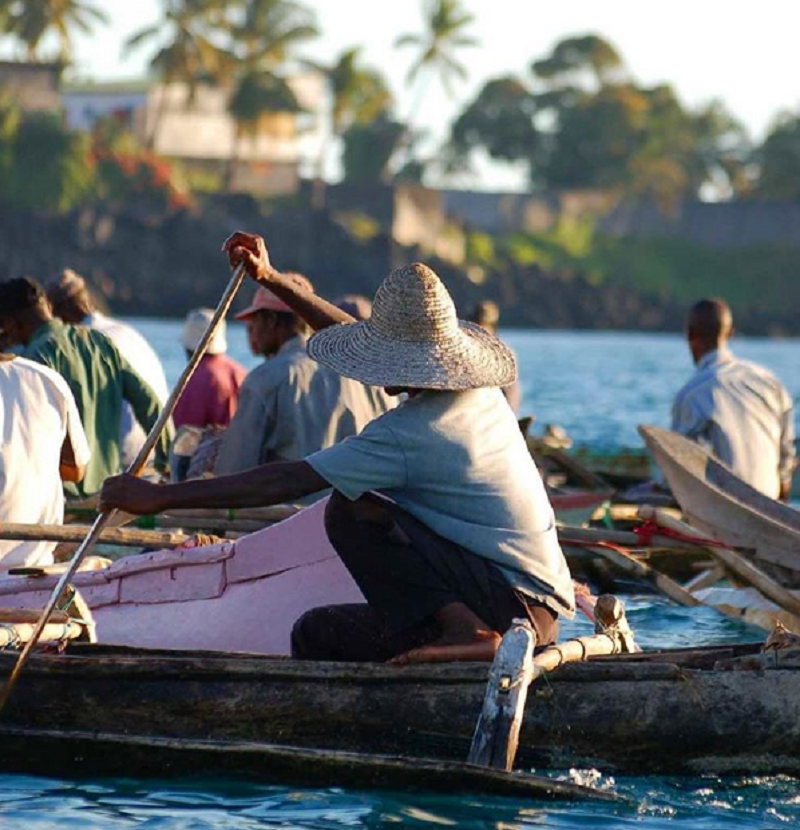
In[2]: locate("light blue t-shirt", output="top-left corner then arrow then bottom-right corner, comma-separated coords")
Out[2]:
307,387 -> 575,618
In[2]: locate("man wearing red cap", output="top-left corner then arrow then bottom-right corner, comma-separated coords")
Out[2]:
214,273 -> 392,474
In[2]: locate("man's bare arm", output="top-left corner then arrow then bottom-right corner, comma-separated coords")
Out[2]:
59,433 -> 85,483
223,231 -> 356,332
100,461 -> 329,515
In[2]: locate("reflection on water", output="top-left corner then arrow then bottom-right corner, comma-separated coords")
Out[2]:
1,772 -> 799,829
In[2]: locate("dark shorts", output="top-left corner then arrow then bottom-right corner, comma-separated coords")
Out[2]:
291,491 -> 559,661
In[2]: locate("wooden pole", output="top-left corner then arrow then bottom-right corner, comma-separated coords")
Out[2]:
0,263 -> 248,716
0,523 -> 190,549
467,619 -> 536,770
468,596 -> 638,771
640,506 -> 800,620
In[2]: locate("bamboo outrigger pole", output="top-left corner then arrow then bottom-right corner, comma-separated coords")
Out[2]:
0,263 -> 248,715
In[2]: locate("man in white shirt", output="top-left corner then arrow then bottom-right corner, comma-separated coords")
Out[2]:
100,231 -> 574,664
672,298 -> 795,500
47,269 -> 169,466
0,352 -> 91,569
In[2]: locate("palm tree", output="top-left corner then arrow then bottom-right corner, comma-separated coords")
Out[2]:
303,46 -> 393,185
394,0 -> 478,117
124,0 -> 234,148
225,0 -> 318,189
0,0 -> 108,63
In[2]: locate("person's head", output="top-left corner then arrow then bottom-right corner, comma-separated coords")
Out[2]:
0,277 -> 52,346
334,294 -> 373,321
306,262 -> 517,396
686,298 -> 733,364
46,269 -> 93,324
469,300 -> 500,335
235,272 -> 313,358
182,308 -> 228,358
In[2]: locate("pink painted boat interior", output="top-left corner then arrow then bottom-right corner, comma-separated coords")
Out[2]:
0,497 -> 363,655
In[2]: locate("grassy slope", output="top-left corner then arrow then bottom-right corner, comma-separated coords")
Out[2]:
471,220 -> 800,328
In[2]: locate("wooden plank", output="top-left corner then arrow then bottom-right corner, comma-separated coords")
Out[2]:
583,545 -> 701,607
642,507 -> 800,620
468,620 -> 535,770
0,523 -> 189,548
0,726 -> 624,802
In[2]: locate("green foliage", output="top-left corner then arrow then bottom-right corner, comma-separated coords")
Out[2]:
395,0 -> 478,96
306,46 -> 392,137
450,77 -> 537,166
465,231 -> 495,266
467,220 -> 800,322
334,211 -> 381,240
531,33 -> 625,89
0,0 -> 107,61
753,113 -> 800,200
446,32 -> 748,203
1,113 -> 94,211
341,115 -> 406,183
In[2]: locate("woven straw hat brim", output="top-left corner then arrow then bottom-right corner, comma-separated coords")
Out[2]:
307,319 -> 518,390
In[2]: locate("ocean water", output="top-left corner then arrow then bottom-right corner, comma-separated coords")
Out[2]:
133,320 -> 800,451
3,323 -> 799,828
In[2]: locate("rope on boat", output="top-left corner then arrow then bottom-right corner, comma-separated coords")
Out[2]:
633,518 -> 736,549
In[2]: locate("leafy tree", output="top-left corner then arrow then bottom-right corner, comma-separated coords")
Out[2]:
0,0 -> 107,62
539,83 -> 648,189
2,113 -> 94,211
0,87 -> 19,188
303,46 -> 393,189
124,0 -> 233,147
752,113 -> 800,200
341,115 -> 406,183
449,76 -> 537,169
225,0 -> 318,188
395,0 -> 477,117
531,34 -> 625,91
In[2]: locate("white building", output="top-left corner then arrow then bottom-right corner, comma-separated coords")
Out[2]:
62,73 -> 325,195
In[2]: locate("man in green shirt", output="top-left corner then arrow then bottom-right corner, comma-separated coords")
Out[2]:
0,278 -> 169,498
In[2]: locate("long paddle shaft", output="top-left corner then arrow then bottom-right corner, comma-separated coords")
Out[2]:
0,263 -> 248,715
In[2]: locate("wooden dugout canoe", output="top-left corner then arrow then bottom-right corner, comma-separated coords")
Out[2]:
640,425 -> 800,586
0,640 -> 798,777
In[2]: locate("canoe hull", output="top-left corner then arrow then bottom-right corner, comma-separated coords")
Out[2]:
640,426 -> 800,584
1,643 -> 798,776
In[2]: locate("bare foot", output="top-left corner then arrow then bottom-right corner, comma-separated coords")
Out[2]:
389,629 -> 501,666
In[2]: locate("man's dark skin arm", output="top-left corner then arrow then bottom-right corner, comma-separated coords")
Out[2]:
223,232 -> 355,332
59,433 -> 85,483
100,461 -> 328,515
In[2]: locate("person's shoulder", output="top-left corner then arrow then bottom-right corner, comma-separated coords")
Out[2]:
9,356 -> 74,402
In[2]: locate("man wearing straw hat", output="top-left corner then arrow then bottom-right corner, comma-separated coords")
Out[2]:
101,232 -> 575,664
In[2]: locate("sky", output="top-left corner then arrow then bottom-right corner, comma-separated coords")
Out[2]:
6,0 -> 800,188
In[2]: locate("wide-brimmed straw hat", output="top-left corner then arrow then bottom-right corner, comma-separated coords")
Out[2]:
308,263 -> 517,390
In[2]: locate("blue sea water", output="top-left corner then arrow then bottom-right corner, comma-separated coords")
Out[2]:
3,324 -> 799,828
132,320 -> 800,451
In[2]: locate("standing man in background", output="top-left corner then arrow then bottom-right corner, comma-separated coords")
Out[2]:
672,297 -> 795,500
47,269 -> 169,466
173,309 -> 246,430
469,300 -> 521,414
0,277 -> 169,498
214,274 -> 393,475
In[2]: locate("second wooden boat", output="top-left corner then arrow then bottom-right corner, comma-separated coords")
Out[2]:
639,425 -> 800,586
